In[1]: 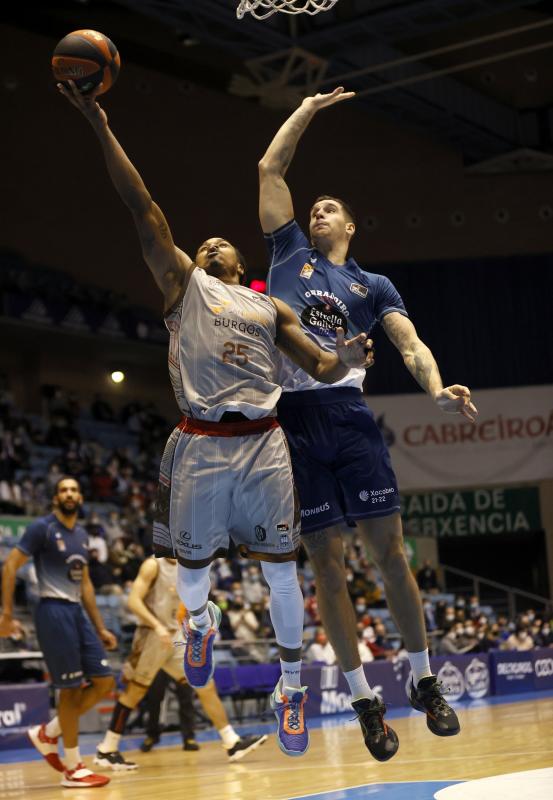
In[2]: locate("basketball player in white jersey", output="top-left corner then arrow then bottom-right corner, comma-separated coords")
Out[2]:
59,80 -> 372,756
94,556 -> 267,768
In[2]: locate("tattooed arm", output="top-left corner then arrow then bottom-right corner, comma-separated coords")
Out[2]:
258,87 -> 355,233
382,312 -> 478,421
58,81 -> 192,309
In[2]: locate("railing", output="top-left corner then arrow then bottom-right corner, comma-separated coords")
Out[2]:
441,563 -> 551,619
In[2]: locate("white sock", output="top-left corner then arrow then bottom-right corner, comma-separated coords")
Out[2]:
64,746 -> 81,771
190,605 -> 212,631
280,659 -> 302,691
45,716 -> 61,738
98,729 -> 121,753
344,666 -> 375,702
218,724 -> 240,750
408,649 -> 433,685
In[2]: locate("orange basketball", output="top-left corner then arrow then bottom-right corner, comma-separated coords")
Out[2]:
52,29 -> 120,95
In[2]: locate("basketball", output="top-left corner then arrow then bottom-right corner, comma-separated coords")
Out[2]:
52,29 -> 120,95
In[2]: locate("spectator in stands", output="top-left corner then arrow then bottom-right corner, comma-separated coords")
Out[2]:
0,478 -> 24,514
423,599 -> 438,632
416,559 -> 440,593
367,621 -> 395,660
477,623 -> 501,653
305,629 -> 336,665
467,595 -> 482,620
87,516 -> 109,563
437,624 -> 477,655
242,564 -> 265,605
91,394 -> 115,422
537,622 -> 553,647
227,588 -> 262,661
505,624 -> 534,652
104,510 -> 126,545
88,548 -> 123,595
357,626 -> 374,664
90,465 -> 117,502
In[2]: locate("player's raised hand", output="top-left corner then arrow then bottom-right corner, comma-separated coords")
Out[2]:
336,327 -> 374,369
57,79 -> 108,129
303,86 -> 355,112
435,385 -> 478,422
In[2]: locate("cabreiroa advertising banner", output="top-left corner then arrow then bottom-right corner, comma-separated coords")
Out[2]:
366,385 -> 553,490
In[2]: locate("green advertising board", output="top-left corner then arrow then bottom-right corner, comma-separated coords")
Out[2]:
0,516 -> 35,541
401,486 -> 541,537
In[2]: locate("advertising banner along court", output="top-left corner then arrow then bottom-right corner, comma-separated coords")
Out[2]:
366,384 -> 553,490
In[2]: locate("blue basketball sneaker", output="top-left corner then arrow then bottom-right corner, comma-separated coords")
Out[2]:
270,679 -> 309,757
182,601 -> 222,688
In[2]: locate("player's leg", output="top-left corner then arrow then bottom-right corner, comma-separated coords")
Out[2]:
164,651 -> 267,761
231,425 -> 309,756
260,559 -> 310,757
176,562 -> 222,687
282,395 -> 400,760
94,679 -> 145,770
173,678 -> 198,749
28,601 -> 111,786
140,670 -> 169,752
359,513 -> 460,736
168,432 -> 232,687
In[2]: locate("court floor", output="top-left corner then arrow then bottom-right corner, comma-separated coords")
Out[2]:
1,691 -> 552,800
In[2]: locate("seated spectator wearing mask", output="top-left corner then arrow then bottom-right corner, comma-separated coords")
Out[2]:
505,624 -> 534,652
305,629 -> 336,665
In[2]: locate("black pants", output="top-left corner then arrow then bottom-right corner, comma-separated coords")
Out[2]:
144,670 -> 195,743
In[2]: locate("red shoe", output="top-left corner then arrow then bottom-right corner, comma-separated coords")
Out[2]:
28,723 -> 65,772
61,763 -> 110,788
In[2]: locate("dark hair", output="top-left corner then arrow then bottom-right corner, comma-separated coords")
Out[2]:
312,195 -> 356,225
53,476 -> 81,497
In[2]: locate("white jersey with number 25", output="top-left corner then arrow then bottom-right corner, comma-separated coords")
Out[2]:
165,268 -> 281,421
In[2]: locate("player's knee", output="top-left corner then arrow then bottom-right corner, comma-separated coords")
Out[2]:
373,540 -> 409,579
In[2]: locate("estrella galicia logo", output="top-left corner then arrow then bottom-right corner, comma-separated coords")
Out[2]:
255,526 -> 266,542
300,303 -> 348,337
376,413 -> 395,447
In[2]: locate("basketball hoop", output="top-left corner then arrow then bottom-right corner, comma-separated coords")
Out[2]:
237,0 -> 339,20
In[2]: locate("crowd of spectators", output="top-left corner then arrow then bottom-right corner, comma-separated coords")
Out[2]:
1,375 -> 552,668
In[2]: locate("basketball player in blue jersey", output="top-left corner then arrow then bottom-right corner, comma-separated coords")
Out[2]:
58,80 -> 372,758
0,477 -> 116,788
259,87 -> 478,761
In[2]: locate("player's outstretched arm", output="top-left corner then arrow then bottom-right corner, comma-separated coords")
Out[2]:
57,81 -> 193,310
258,87 -> 355,233
382,312 -> 478,422
273,297 -> 373,384
0,548 -> 28,638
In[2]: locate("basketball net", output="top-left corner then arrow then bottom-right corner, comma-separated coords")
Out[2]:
237,0 -> 339,20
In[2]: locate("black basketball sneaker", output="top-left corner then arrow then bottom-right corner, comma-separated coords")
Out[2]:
351,697 -> 399,762
409,676 -> 460,736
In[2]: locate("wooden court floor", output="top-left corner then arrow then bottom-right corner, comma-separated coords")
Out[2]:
2,696 -> 552,800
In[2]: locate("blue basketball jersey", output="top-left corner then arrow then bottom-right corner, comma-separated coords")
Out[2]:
18,513 -> 89,603
266,220 -> 408,392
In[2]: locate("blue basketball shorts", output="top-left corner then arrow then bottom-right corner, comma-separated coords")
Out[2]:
34,599 -> 112,689
277,387 -> 400,534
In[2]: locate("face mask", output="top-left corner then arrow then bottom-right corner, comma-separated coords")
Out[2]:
356,605 -> 366,614
445,614 -> 455,622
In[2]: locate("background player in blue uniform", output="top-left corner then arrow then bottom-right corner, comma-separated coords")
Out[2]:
259,86 -> 478,762
0,477 -> 117,788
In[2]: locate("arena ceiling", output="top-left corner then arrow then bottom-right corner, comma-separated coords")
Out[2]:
7,0 -> 553,165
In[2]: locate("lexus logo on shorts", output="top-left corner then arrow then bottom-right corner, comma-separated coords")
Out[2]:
255,526 -> 266,542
